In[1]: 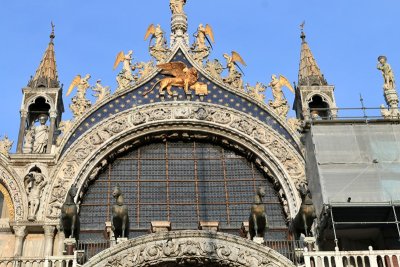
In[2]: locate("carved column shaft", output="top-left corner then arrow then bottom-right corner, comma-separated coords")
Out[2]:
43,225 -> 56,256
13,226 -> 27,256
17,111 -> 28,153
46,112 -> 57,153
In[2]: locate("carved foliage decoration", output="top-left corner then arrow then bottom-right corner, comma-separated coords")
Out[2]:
0,168 -> 24,220
84,231 -> 295,267
47,103 -> 304,219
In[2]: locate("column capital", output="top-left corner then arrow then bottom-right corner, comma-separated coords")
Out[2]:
13,225 -> 27,238
43,225 -> 56,237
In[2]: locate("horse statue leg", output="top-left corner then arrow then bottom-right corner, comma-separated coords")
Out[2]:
71,214 -> 76,238
122,215 -> 127,238
302,213 -> 309,237
252,213 -> 258,237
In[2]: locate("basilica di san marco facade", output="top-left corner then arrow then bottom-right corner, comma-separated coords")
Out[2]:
1,1 -> 400,267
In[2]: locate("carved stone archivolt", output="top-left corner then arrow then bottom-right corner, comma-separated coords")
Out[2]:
83,231 -> 295,267
45,102 -> 304,221
0,164 -> 26,220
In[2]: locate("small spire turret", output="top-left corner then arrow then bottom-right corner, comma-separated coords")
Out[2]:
28,22 -> 59,88
298,24 -> 327,86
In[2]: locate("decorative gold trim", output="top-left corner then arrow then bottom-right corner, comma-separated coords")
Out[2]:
0,183 -> 14,220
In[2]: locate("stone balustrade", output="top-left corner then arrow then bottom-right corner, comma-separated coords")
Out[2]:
304,247 -> 400,267
0,253 -> 78,267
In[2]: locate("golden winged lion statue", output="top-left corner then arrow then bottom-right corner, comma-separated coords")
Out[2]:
143,62 -> 206,96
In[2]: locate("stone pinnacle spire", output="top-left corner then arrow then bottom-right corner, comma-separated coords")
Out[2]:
298,27 -> 327,86
28,22 -> 60,88
169,0 -> 189,47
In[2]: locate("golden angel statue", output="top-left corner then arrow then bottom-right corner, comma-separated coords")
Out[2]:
223,51 -> 246,90
114,50 -> 136,91
267,75 -> 295,118
67,74 -> 92,118
145,24 -> 169,62
191,24 -> 215,62
143,61 -> 202,96
170,0 -> 186,15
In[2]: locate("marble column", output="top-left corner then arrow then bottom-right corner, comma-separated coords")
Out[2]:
56,225 -> 65,256
43,225 -> 55,256
13,225 -> 27,256
16,110 -> 28,153
46,111 -> 57,154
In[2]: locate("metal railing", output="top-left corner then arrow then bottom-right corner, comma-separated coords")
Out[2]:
304,107 -> 400,122
304,247 -> 400,267
76,239 -> 110,262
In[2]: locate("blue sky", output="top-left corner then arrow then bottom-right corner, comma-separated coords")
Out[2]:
0,0 -> 399,144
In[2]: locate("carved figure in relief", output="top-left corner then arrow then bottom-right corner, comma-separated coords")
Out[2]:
32,114 -> 49,154
290,185 -> 316,240
249,186 -> 269,240
111,186 -> 130,239
267,75 -> 294,118
143,62 -> 202,96
145,24 -> 169,62
170,0 -> 186,15
136,61 -> 155,82
206,59 -> 223,80
223,51 -> 246,90
24,169 -> 47,221
246,82 -> 266,102
67,74 -> 92,118
0,135 -> 13,157
114,50 -> 136,91
92,79 -> 111,103
60,186 -> 80,240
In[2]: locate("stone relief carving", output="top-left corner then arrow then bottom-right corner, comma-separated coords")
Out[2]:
47,103 -> 304,219
0,135 -> 13,157
86,232 -> 293,267
246,82 -> 266,102
56,120 -> 74,146
0,168 -> 23,220
92,79 -> 111,103
24,169 -> 47,221
205,59 -> 223,81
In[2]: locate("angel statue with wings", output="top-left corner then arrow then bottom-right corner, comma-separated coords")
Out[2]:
267,75 -> 295,118
223,51 -> 247,90
144,24 -> 169,62
191,24 -> 215,63
114,50 -> 137,91
67,74 -> 92,118
143,62 -> 203,96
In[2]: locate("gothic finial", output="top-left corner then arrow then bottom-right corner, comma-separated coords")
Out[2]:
300,21 -> 306,43
50,22 -> 55,41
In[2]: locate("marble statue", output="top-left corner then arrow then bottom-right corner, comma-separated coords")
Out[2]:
0,135 -> 13,157
23,126 -> 34,153
92,79 -> 110,103
191,24 -> 214,63
32,114 -> 49,154
223,51 -> 246,90
170,0 -> 186,15
144,24 -> 169,62
67,74 -> 92,118
267,75 -> 295,118
114,50 -> 136,91
24,169 -> 47,221
377,56 -> 400,118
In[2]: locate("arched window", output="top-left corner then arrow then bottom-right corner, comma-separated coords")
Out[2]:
79,141 -> 289,240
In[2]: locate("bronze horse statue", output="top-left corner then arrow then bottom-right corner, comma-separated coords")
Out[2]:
290,185 -> 317,240
60,186 -> 80,240
112,186 -> 129,239
249,186 -> 269,240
